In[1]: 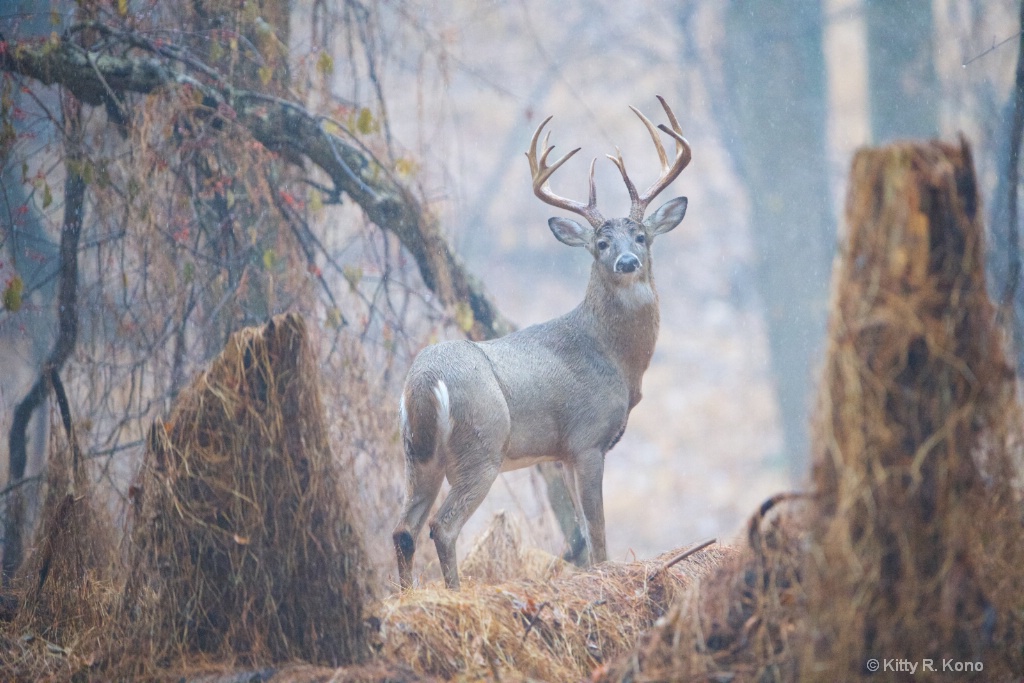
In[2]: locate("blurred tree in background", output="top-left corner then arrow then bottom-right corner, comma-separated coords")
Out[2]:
719,0 -> 834,478
865,0 -> 940,142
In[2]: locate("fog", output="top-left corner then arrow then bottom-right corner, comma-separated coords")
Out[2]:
0,0 -> 1019,575
331,0 -> 1019,559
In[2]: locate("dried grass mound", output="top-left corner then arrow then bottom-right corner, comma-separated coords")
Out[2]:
0,399 -> 118,682
806,140 -> 1024,678
123,313 -> 372,669
377,544 -> 730,682
452,512 -> 573,587
596,497 -> 808,682
460,511 -> 525,585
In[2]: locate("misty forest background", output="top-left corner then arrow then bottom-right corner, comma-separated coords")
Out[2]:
0,0 -> 1020,589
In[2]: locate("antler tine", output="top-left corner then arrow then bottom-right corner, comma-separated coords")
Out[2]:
656,95 -> 686,149
606,148 -> 640,206
526,115 -> 606,228
657,124 -> 692,166
656,96 -> 692,172
617,96 -> 693,222
587,157 -> 598,208
629,105 -> 669,171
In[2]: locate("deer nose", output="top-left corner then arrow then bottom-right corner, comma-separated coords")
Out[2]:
615,253 -> 641,273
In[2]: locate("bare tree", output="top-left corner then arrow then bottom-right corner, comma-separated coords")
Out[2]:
864,0 -> 940,142
717,0 -> 835,478
0,6 -> 513,577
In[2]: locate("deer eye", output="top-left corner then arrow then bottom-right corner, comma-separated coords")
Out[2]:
597,240 -> 609,251
635,234 -> 646,244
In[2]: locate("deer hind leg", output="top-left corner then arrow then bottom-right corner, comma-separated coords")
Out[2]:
569,450 -> 607,564
425,448 -> 501,593
393,454 -> 445,591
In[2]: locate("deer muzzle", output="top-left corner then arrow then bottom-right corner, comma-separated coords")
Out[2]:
614,253 -> 641,274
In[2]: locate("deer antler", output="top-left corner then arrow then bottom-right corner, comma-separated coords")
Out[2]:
606,95 -> 692,222
526,116 -> 606,229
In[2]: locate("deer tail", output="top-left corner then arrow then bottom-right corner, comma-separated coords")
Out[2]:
400,372 -> 453,463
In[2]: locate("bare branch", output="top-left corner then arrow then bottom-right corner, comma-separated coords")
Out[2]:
0,32 -> 513,340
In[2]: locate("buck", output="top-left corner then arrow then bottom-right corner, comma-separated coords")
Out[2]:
393,96 -> 691,590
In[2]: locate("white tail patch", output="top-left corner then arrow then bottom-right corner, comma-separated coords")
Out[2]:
432,379 -> 454,443
399,392 -> 409,436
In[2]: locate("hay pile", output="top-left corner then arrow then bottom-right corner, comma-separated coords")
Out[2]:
460,511 -> 574,586
121,313 -> 372,670
0,374 -> 118,681
596,497 -> 807,682
806,140 -> 1024,678
377,543 -> 730,682
598,140 -> 1024,681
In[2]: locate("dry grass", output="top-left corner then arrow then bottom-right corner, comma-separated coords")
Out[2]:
459,510 -> 575,587
376,542 -> 731,682
119,313 -> 373,673
0,413 -> 119,682
596,496 -> 807,682
804,140 -> 1024,679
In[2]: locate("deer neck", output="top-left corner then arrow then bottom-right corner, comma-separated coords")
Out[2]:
579,263 -> 660,408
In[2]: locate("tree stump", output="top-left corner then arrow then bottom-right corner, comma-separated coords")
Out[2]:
808,139 -> 1024,679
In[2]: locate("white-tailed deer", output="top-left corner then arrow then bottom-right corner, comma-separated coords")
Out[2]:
393,96 -> 691,590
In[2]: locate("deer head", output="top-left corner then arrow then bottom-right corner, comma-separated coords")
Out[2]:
526,95 -> 691,284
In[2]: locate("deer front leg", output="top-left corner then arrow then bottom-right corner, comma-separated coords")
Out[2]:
574,450 -> 608,564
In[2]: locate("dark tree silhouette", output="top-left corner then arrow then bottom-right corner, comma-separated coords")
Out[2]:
719,0 -> 835,478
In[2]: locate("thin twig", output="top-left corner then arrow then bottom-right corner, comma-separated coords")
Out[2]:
963,28 -> 1024,68
653,538 -> 717,577
520,601 -> 551,643
0,474 -> 43,500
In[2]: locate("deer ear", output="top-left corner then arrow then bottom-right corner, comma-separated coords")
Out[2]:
548,217 -> 593,247
645,196 -> 688,236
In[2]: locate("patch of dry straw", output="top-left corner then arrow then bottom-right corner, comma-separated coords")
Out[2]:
376,541 -> 731,682
120,313 -> 373,672
596,496 -> 808,682
460,510 -> 575,587
0,395 -> 119,682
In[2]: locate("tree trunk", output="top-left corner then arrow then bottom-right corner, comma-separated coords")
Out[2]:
3,96 -> 85,584
721,0 -> 834,479
992,1 -> 1024,367
864,0 -> 939,143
